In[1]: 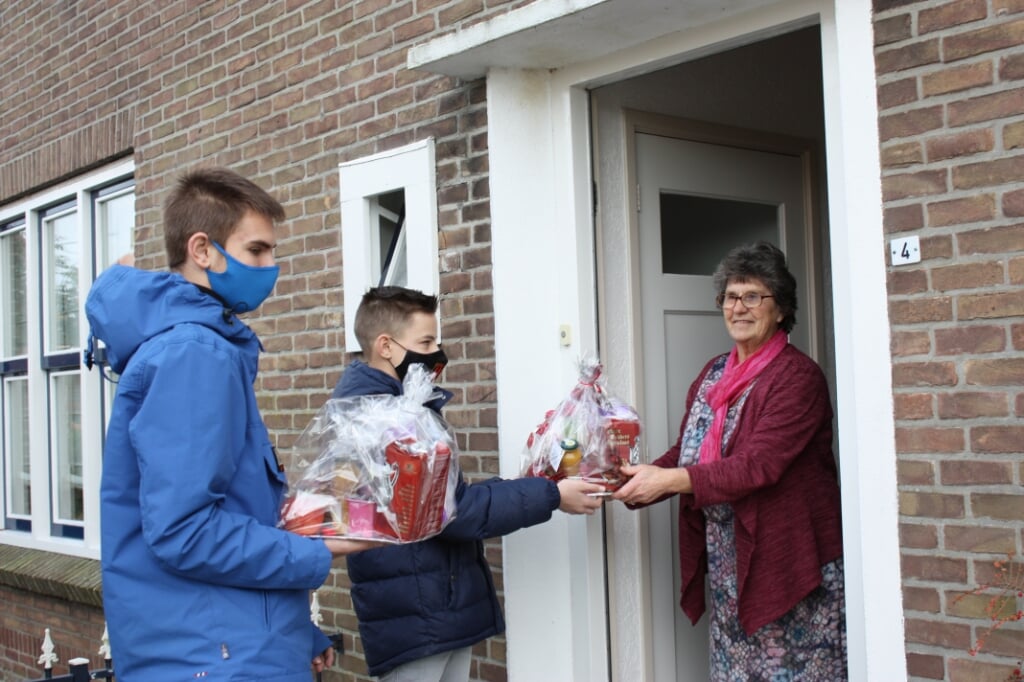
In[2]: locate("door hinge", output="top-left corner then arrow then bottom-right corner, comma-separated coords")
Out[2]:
636,183 -> 641,213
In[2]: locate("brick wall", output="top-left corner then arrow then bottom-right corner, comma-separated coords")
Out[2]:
875,0 -> 1024,679
0,585 -> 108,680
0,1 -> 547,680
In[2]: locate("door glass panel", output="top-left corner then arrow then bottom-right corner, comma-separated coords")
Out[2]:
52,372 -> 83,523
659,193 -> 778,276
1,228 -> 28,357
6,377 -> 31,517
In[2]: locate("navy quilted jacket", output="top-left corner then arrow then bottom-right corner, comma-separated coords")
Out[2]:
332,361 -> 560,676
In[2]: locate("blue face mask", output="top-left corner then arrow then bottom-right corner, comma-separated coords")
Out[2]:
207,242 -> 279,313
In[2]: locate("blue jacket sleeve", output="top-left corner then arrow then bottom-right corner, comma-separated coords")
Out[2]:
130,336 -> 332,589
438,473 -> 561,542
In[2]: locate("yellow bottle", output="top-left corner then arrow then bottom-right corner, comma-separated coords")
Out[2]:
559,438 -> 582,477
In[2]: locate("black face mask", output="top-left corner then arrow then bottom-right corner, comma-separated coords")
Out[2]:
391,340 -> 448,381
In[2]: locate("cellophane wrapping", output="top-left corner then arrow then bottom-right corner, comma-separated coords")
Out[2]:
521,356 -> 642,491
279,364 -> 459,543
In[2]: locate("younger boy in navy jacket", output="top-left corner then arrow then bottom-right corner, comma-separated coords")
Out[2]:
333,286 -> 603,681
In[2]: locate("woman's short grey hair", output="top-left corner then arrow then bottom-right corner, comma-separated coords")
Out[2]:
712,241 -> 798,333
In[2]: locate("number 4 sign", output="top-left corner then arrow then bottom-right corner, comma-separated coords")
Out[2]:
890,236 -> 921,265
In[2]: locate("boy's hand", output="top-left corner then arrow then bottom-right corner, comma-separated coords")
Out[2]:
324,537 -> 387,557
311,644 -> 334,673
556,478 -> 607,515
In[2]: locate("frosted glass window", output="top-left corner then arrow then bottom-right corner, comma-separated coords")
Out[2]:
660,193 -> 778,276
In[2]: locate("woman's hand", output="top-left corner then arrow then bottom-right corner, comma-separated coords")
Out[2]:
556,478 -> 607,514
612,463 -> 691,505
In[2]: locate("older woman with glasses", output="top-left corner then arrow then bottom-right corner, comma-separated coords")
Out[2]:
614,241 -> 847,680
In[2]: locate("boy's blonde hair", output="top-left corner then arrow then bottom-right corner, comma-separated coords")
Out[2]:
354,286 -> 438,354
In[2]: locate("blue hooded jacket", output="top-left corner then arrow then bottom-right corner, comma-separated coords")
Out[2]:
85,266 -> 333,681
332,361 -> 561,676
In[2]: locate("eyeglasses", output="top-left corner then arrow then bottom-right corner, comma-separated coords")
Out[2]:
715,292 -> 774,309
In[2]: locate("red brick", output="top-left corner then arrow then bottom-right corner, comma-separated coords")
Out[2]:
894,392 -> 934,419
932,261 -> 1005,292
889,297 -> 954,324
919,0 -> 987,34
1015,323 -> 1024,349
881,141 -> 924,167
925,129 -> 995,162
952,155 -> 1024,190
945,525 -> 1016,552
906,652 -> 945,680
439,0 -> 484,26
1005,120 -> 1024,149
949,88 -> 1024,127
944,19 -> 1024,62
971,492 -> 1024,519
895,425 -> 965,451
874,13 -> 912,45
1000,52 -> 1024,80
882,169 -> 948,200
958,224 -> 1024,254
888,267 -> 928,294
891,329 -> 932,355
922,60 -> 993,96
935,326 -> 1006,355
940,458 -> 1014,484
901,554 -> 969,581
879,105 -> 944,141
966,358 -> 1024,384
903,584 -> 941,612
927,194 -> 996,227
878,77 -> 919,109
1013,257 -> 1024,283
1002,188 -> 1024,216
898,459 -> 936,485
885,203 -> 925,232
959,291 -> 1024,320
972,426 -> 1024,453
995,0 -> 1024,14
876,39 -> 942,73
900,521 -> 939,548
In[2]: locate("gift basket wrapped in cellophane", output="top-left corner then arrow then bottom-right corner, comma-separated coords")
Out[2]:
521,355 -> 643,492
279,365 -> 459,543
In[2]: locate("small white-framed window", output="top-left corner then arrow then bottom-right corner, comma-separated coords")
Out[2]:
339,139 -> 439,351
0,159 -> 134,556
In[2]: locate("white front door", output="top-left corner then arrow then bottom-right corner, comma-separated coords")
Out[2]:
635,130 -> 817,680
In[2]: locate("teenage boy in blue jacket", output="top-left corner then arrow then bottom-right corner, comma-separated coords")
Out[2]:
332,286 -> 605,681
85,168 -> 376,681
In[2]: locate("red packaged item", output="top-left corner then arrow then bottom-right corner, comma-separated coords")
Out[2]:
278,364 -> 459,543
521,356 -> 643,491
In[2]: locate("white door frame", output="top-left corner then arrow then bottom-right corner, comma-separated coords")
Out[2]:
414,0 -> 905,680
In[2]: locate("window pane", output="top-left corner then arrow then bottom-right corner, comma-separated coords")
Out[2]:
1,228 -> 28,357
374,189 -> 406,287
45,211 -> 80,352
5,377 -> 31,518
52,372 -> 83,523
659,193 -> 778,276
98,190 -> 135,269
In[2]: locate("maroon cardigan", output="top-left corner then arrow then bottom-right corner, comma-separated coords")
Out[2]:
650,343 -> 844,635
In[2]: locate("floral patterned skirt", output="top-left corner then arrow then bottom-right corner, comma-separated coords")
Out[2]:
706,504 -> 848,681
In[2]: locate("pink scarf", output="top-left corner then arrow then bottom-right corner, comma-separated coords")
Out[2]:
699,329 -> 788,464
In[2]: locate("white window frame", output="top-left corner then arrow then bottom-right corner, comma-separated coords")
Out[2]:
0,159 -> 134,558
339,139 -> 439,351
